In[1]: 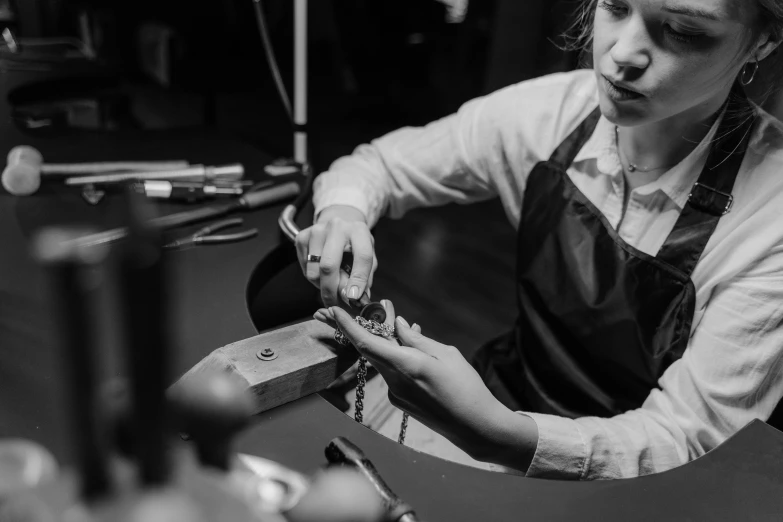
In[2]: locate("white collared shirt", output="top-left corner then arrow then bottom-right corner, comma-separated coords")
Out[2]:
313,69 -> 783,480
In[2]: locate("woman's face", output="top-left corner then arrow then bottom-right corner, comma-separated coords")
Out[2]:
593,0 -> 759,126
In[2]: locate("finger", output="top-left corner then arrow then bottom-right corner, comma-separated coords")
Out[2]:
381,299 -> 395,327
295,227 -> 312,277
320,307 -> 335,322
319,230 -> 347,307
342,228 -> 374,305
313,309 -> 338,331
305,226 -> 327,287
367,253 -> 378,292
338,271 -> 355,310
331,307 -> 417,369
412,323 -> 421,334
395,316 -> 442,357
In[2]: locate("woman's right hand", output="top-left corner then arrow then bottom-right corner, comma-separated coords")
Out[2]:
295,205 -> 378,308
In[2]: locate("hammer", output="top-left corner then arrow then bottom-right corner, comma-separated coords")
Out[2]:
2,145 -> 190,196
325,437 -> 420,522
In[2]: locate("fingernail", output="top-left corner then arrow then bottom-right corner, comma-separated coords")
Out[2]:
412,323 -> 419,330
313,311 -> 326,321
366,288 -> 372,298
396,316 -> 410,328
380,299 -> 388,309
347,286 -> 360,299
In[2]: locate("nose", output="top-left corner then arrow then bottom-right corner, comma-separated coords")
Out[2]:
609,16 -> 651,71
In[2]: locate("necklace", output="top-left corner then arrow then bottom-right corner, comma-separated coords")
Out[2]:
334,317 -> 410,445
615,126 -> 676,173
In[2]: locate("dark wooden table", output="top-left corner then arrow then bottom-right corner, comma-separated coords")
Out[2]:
1,66 -> 782,522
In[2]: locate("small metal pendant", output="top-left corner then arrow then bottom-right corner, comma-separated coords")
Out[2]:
628,164 -> 637,172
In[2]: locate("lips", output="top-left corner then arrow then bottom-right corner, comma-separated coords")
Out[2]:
602,75 -> 644,100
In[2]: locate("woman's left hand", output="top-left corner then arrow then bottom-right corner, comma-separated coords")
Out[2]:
323,305 -> 538,468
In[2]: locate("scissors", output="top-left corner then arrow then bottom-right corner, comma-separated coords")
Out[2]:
163,218 -> 258,250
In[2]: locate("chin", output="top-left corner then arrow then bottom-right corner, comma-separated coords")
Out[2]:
597,94 -> 649,128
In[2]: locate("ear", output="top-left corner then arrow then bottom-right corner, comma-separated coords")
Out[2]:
754,30 -> 782,63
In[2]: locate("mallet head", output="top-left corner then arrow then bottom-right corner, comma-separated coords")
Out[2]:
3,145 -> 44,196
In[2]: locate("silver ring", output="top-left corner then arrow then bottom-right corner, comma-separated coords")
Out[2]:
306,254 -> 321,263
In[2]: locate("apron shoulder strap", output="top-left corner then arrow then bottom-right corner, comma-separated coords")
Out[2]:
657,84 -> 757,275
548,107 -> 602,170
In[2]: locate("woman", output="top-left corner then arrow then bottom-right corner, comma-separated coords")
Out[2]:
296,0 -> 783,479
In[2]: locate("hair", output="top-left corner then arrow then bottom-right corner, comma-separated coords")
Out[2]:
558,0 -> 783,108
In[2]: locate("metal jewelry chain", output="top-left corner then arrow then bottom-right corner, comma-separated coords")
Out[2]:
355,356 -> 367,424
336,318 -> 409,445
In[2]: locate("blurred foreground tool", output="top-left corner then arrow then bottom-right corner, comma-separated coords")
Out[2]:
33,227 -> 113,500
118,194 -> 171,486
285,468 -> 385,522
13,196 -> 357,521
169,370 -> 254,472
325,437 -> 419,522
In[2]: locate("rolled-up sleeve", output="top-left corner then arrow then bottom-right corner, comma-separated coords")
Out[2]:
522,247 -> 783,480
312,70 -> 599,227
313,97 -> 496,226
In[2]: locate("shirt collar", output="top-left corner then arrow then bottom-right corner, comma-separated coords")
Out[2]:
572,108 -> 725,209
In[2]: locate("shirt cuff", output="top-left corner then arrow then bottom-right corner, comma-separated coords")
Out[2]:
522,412 -> 588,480
312,187 -> 376,225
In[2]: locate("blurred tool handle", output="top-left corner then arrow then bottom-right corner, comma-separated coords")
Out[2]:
41,160 -> 190,175
325,437 -> 419,522
240,181 -> 301,209
64,164 -> 244,186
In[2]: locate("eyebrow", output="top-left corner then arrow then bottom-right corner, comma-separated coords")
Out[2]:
662,5 -> 723,21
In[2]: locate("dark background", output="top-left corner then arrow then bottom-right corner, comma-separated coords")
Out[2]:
6,0 -> 783,353
0,0 -> 587,353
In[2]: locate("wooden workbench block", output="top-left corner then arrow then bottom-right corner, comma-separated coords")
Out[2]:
171,320 -> 358,415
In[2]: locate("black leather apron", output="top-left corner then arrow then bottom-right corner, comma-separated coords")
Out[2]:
474,86 -> 756,418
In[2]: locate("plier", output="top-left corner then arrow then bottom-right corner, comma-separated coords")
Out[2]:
163,218 -> 258,250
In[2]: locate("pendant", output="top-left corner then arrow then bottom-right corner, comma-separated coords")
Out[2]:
628,164 -> 637,172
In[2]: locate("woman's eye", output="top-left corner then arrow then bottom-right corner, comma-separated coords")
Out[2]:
598,0 -> 627,16
664,25 -> 702,44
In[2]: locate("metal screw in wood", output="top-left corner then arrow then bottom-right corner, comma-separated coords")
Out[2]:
256,347 -> 278,361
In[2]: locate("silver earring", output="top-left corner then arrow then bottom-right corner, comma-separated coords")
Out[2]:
741,60 -> 759,86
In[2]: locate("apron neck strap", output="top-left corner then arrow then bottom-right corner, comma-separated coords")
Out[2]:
548,107 -> 602,170
657,83 -> 756,275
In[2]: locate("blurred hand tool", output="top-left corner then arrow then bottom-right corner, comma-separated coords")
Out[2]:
137,180 -> 266,203
163,218 -> 258,250
74,181 -> 300,248
2,144 -> 188,196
